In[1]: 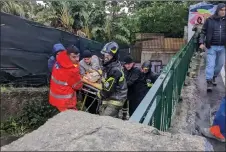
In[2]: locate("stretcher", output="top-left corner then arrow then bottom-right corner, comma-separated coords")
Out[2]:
80,77 -> 102,113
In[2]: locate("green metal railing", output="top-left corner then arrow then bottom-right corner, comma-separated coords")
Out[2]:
129,37 -> 196,131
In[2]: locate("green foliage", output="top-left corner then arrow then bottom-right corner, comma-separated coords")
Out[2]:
20,100 -> 59,129
134,2 -> 189,38
0,1 -> 25,17
1,117 -> 28,137
1,1 -> 194,43
1,100 -> 59,136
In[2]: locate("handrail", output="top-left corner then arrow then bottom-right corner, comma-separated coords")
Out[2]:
129,37 -> 196,131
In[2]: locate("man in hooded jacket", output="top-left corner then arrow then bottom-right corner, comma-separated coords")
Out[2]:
48,43 -> 65,73
125,60 -> 159,117
139,60 -> 159,98
49,45 -> 83,112
199,3 -> 226,92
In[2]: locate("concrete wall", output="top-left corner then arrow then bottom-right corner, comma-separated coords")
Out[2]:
141,51 -> 175,65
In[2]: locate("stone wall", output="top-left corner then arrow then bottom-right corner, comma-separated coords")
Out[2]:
1,87 -> 49,121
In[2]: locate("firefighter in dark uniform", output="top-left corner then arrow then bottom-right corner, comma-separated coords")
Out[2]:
141,60 -> 159,98
97,41 -> 128,118
122,55 -> 142,119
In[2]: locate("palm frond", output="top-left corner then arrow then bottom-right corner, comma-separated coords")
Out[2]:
114,34 -> 130,44
1,1 -> 25,17
91,27 -> 104,38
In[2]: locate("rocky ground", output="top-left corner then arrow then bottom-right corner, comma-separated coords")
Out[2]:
1,111 -> 213,151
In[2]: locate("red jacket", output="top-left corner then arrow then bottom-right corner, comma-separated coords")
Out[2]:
49,50 -> 83,111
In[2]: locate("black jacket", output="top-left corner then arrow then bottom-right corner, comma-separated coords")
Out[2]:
199,5 -> 226,48
124,66 -> 141,101
135,71 -> 159,102
124,66 -> 146,116
101,61 -> 127,102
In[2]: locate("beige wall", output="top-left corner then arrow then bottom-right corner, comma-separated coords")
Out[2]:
141,51 -> 176,65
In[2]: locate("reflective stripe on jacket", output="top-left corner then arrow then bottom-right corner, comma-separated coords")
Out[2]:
49,51 -> 83,110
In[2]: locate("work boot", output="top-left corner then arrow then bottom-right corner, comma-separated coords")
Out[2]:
212,76 -> 217,86
122,113 -> 128,120
122,109 -> 128,120
200,128 -> 226,143
207,80 -> 213,92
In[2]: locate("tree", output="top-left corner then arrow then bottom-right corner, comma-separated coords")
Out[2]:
133,2 -> 189,38
33,1 -> 73,32
1,1 -> 25,17
1,1 -> 194,44
100,1 -> 130,44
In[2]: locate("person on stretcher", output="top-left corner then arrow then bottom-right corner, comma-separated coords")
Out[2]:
79,50 -> 102,83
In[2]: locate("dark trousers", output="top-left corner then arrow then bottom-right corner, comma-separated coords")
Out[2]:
122,100 -> 129,119
99,104 -> 121,118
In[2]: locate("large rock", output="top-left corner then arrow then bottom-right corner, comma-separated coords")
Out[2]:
1,111 -> 213,151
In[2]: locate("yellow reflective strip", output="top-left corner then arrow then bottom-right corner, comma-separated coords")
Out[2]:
102,100 -> 108,105
109,100 -> 124,106
72,80 -> 82,88
111,49 -> 117,54
104,77 -> 115,91
102,100 -> 124,107
51,76 -> 68,86
50,91 -> 73,99
119,69 -> 124,82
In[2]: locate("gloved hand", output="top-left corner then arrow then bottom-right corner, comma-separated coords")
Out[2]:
96,91 -> 102,99
101,77 -> 106,83
146,79 -> 153,88
147,83 -> 153,88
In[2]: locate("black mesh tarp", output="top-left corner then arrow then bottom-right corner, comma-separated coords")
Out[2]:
0,12 -> 104,86
0,12 -> 129,87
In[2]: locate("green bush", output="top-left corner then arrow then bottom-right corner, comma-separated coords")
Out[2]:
1,117 -> 28,137
20,100 -> 59,129
1,100 -> 59,136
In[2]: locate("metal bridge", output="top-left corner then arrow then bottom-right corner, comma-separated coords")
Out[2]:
129,37 -> 195,131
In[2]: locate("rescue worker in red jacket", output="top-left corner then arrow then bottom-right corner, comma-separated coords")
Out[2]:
49,45 -> 83,112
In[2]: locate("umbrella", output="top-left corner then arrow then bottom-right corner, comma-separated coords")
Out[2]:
190,4 -> 214,12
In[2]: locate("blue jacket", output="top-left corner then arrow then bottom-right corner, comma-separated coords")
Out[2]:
48,56 -> 56,72
48,43 -> 65,72
213,96 -> 226,138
